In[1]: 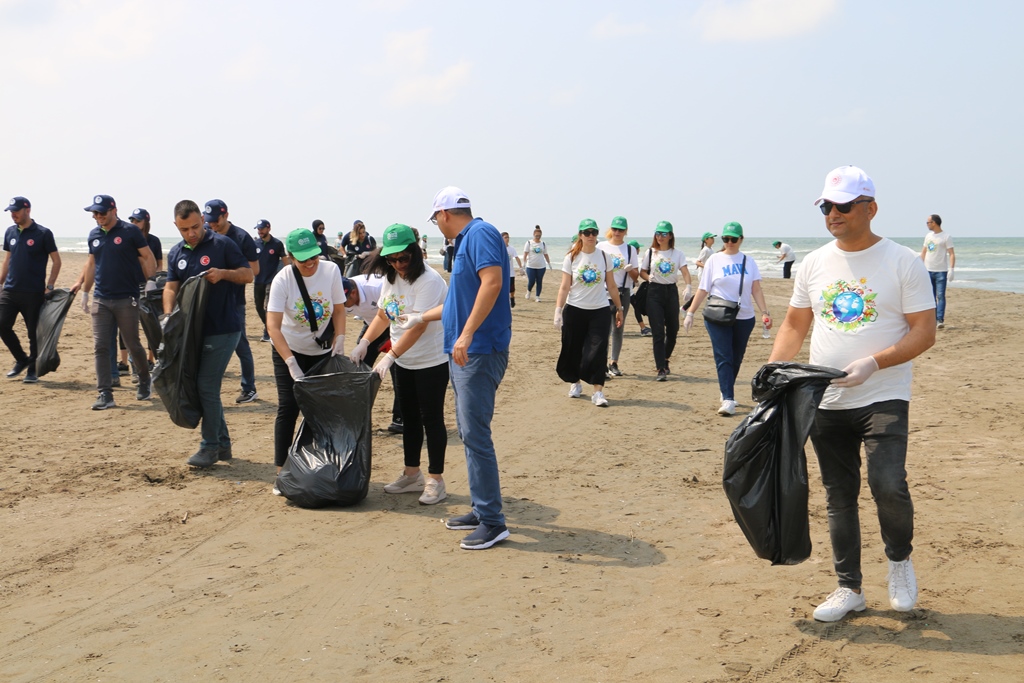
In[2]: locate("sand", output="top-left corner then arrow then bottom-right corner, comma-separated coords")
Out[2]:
1,252 -> 1022,682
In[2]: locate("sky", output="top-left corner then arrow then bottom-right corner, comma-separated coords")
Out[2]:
2,0 -> 1022,242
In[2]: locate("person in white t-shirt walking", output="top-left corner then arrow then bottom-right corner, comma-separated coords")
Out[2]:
502,232 -> 523,308
769,165 -> 936,623
919,214 -> 955,328
596,215 -> 639,377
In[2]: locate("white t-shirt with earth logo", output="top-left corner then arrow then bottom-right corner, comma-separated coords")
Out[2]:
562,250 -> 613,310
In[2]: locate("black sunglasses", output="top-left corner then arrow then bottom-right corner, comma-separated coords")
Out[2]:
580,229 -> 599,237
819,198 -> 873,216
385,253 -> 412,265
92,210 -> 109,218
721,236 -> 739,244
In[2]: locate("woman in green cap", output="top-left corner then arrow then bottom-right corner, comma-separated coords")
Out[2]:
639,221 -> 693,381
553,219 -> 624,407
626,240 -> 653,337
695,232 -> 716,279
597,216 -> 640,376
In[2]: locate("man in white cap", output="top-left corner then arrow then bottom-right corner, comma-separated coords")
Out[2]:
768,166 -> 935,622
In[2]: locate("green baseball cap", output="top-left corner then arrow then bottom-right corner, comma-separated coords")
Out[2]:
610,215 -> 628,231
578,218 -> 599,232
654,221 -> 674,233
721,222 -> 743,238
701,231 -> 716,241
627,239 -> 641,249
380,223 -> 417,256
286,228 -> 322,261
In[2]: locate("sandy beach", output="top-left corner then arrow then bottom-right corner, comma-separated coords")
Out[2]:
1,252 -> 1022,682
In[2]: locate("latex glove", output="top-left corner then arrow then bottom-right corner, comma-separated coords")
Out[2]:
947,268 -> 955,283
330,333 -> 346,357
831,356 -> 879,388
553,306 -> 563,329
285,356 -> 304,381
682,284 -> 692,300
683,312 -> 694,333
349,338 -> 370,364
159,314 -> 169,333
517,267 -> 525,276
395,312 -> 423,330
81,291 -> 90,314
373,351 -> 396,379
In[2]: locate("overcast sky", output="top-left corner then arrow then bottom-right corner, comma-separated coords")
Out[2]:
2,0 -> 1021,241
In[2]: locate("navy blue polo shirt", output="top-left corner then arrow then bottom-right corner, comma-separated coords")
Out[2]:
255,235 -> 285,285
221,222 -> 258,305
166,229 -> 248,336
88,219 -> 148,299
3,222 -> 58,293
146,233 -> 163,264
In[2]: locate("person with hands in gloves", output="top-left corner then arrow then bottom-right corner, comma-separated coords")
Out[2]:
638,221 -> 692,382
553,219 -> 623,407
344,272 -> 404,433
768,165 -> 935,623
596,216 -> 640,377
358,223 -> 449,505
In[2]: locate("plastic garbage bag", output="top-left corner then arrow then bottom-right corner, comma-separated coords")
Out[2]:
153,275 -> 209,429
723,362 -> 845,566
276,355 -> 382,508
138,272 -> 167,353
34,289 -> 76,377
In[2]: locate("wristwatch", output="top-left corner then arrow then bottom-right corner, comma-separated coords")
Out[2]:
45,284 -> 54,291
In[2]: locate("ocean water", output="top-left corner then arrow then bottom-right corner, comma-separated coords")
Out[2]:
54,236 -> 1024,294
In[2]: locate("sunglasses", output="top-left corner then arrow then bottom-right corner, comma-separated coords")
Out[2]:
721,236 -> 739,243
819,198 -> 873,216
385,253 -> 412,265
610,227 -> 626,232
580,229 -> 599,237
655,232 -> 672,237
92,210 -> 109,218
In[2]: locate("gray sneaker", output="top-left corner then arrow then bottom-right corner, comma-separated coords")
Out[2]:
383,471 -> 425,493
136,381 -> 152,401
91,392 -> 116,410
187,448 -> 219,469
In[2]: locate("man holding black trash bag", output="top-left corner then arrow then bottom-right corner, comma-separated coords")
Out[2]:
768,166 -> 935,622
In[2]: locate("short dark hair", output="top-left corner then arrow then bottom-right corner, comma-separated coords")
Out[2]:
446,207 -> 473,218
930,214 -> 942,227
366,243 -> 426,285
174,200 -> 201,220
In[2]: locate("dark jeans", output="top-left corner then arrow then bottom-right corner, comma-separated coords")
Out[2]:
646,283 -> 679,371
928,270 -> 947,323
91,296 -> 150,393
234,303 -> 256,393
444,247 -> 454,273
395,362 -> 449,474
360,323 -> 402,422
809,399 -> 914,590
0,289 -> 43,370
271,347 -> 329,467
783,261 -> 794,279
254,283 -> 269,329
703,316 -> 756,401
556,305 -> 611,386
609,286 -> 632,361
198,331 -> 242,450
526,267 -> 546,297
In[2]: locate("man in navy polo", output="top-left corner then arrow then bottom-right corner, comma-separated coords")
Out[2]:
71,194 -> 156,410
204,199 -> 259,403
253,219 -> 285,343
0,197 -> 61,385
164,199 -> 253,468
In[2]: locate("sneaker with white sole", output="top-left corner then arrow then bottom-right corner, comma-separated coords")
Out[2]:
445,511 -> 480,530
419,477 -> 447,505
887,557 -> 918,611
592,391 -> 608,407
460,523 -> 510,550
568,382 -> 582,398
383,470 -> 425,493
718,399 -> 737,416
813,586 -> 866,622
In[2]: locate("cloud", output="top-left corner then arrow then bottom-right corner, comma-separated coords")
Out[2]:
377,28 -> 472,106
694,0 -> 839,42
591,13 -> 650,39
383,28 -> 431,71
389,61 -> 472,106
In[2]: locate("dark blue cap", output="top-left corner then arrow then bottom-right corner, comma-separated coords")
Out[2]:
84,194 -> 116,212
5,197 -> 30,212
203,199 -> 228,222
130,208 -> 150,221
254,219 -> 270,230
342,277 -> 355,297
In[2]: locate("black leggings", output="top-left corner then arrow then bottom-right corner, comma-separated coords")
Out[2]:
395,361 -> 449,474
647,283 -> 679,371
271,347 -> 329,467
556,305 -> 611,386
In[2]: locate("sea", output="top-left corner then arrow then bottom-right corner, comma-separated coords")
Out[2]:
54,236 -> 1024,295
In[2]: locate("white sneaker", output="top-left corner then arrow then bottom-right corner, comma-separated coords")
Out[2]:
535,297 -> 541,303
419,477 -> 447,505
888,557 -> 918,611
568,382 -> 582,398
813,587 -> 866,622
524,292 -> 531,301
718,399 -> 737,416
383,470 -> 425,493
592,391 -> 608,407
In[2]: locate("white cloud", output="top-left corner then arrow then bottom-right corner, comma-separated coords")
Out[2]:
384,28 -> 431,71
389,61 -> 472,106
376,28 -> 472,106
694,0 -> 839,42
591,13 -> 650,39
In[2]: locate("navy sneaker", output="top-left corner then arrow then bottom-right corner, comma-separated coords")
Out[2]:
136,381 -> 151,400
6,359 -> 29,378
91,392 -> 116,410
218,445 -> 233,461
460,523 -> 510,550
22,370 -> 38,384
445,511 -> 480,530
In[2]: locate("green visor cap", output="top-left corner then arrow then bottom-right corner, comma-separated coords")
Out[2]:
610,215 -> 628,231
627,240 -> 641,249
286,228 -> 322,261
721,222 -> 743,238
654,221 -> 674,233
701,232 -> 716,241
578,218 -> 599,232
380,223 -> 417,256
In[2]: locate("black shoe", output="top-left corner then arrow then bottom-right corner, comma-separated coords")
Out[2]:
510,298 -> 516,308
117,362 -> 129,373
387,419 -> 404,434
608,362 -> 623,377
656,368 -> 668,382
187,448 -> 219,469
136,381 -> 152,400
218,445 -> 233,461
111,377 -> 122,388
460,523 -> 510,550
664,361 -> 671,375
236,389 -> 257,404
6,359 -> 29,378
640,327 -> 653,337
23,369 -> 38,384
260,332 -> 271,342
446,511 -> 480,530
92,392 -> 116,410
148,360 -> 155,372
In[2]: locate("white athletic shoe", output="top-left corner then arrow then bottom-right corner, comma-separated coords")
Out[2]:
383,471 -> 425,493
888,558 -> 918,611
535,297 -> 541,303
591,391 -> 608,407
718,399 -> 737,416
568,382 -> 582,398
524,292 -> 530,301
418,477 -> 447,505
813,587 -> 866,622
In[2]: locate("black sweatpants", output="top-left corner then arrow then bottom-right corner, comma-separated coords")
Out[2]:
556,305 -> 611,386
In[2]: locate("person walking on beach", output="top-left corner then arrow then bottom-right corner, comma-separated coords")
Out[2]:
122,208 -> 162,376
768,165 -> 935,622
1,197 -> 60,384
919,214 -> 955,328
164,200 -> 253,468
253,219 -> 285,342
774,240 -> 796,279
639,221 -> 692,381
71,195 -> 155,410
627,239 -> 653,337
204,199 -> 260,404
695,232 -> 716,280
596,216 -> 638,377
345,271 -> 404,433
522,226 -> 551,302
502,232 -> 523,308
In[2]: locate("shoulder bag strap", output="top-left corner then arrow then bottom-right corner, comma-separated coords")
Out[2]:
292,265 -> 319,334
738,255 -> 747,300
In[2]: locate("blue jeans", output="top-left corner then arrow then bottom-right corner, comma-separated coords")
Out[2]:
449,351 -> 509,527
703,316 -> 756,401
234,303 -> 256,393
928,270 -> 947,323
526,267 -> 546,298
198,331 -> 241,450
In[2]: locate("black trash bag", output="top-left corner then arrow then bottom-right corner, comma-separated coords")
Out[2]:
275,355 -> 382,508
139,288 -> 165,354
723,362 -> 846,566
34,289 -> 76,378
153,275 -> 209,429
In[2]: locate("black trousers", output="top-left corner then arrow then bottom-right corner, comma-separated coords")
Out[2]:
646,283 -> 679,371
783,261 -> 794,279
0,289 -> 43,370
254,283 -> 269,327
395,362 -> 449,474
271,347 -> 329,467
556,305 -> 611,386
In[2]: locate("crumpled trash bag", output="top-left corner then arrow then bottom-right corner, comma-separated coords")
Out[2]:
34,288 -> 76,377
138,272 -> 167,353
276,355 -> 382,508
153,275 -> 209,429
723,362 -> 845,565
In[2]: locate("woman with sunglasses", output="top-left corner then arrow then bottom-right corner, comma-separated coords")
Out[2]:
596,215 -> 640,377
350,224 -> 450,505
639,221 -> 693,381
554,219 -> 624,407
684,222 -> 771,416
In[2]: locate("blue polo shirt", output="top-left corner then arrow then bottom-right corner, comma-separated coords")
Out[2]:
220,222 -> 258,305
3,221 -> 58,293
166,229 -> 248,336
88,219 -> 148,299
443,217 -> 512,354
254,235 -> 285,285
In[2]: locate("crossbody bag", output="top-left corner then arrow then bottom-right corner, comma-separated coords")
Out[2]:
292,265 -> 335,350
703,255 -> 746,327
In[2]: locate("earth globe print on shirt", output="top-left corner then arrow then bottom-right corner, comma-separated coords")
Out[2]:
576,263 -> 602,286
820,278 -> 877,331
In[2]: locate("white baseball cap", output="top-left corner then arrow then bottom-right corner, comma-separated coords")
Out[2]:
429,186 -> 471,220
814,166 -> 875,206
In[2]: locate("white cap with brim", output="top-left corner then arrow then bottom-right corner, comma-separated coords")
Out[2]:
814,165 -> 875,206
429,186 -> 471,220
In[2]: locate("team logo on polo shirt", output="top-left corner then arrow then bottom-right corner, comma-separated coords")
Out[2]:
92,239 -> 100,247
26,239 -> 34,246
200,255 -> 211,266
269,248 -> 275,254
256,247 -> 261,254
8,238 -> 14,246
178,259 -> 187,270
114,236 -> 122,245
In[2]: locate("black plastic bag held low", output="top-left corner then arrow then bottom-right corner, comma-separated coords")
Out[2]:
723,362 -> 845,565
153,275 -> 209,429
276,355 -> 382,508
34,289 -> 76,377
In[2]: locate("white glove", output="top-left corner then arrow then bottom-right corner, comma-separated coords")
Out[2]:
395,312 -> 424,329
553,306 -> 563,329
159,314 -> 169,333
373,351 -> 396,379
682,285 -> 692,300
517,267 -> 525,276
81,291 -> 90,314
947,268 -> 954,283
349,338 -> 370,364
683,312 -> 694,333
832,356 -> 879,388
285,356 -> 304,381
330,333 -> 346,357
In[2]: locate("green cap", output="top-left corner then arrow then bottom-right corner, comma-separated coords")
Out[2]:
627,240 -> 641,249
654,220 -> 674,234
286,228 -> 322,261
380,223 -> 417,256
701,231 -> 716,241
578,218 -> 598,232
610,215 -> 628,231
722,221 -> 743,238
773,240 -> 781,247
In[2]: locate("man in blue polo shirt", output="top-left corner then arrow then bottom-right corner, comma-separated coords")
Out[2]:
204,199 -> 259,404
164,199 -> 253,468
1,197 -> 61,385
71,194 -> 156,410
253,219 -> 285,343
